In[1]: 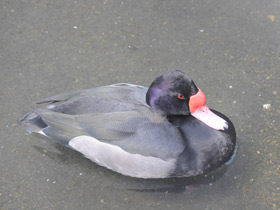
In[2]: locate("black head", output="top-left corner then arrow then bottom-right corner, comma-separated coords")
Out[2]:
146,70 -> 198,116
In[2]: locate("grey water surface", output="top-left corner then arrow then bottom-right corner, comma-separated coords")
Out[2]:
1,0 -> 279,209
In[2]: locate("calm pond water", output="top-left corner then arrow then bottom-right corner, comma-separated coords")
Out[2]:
1,0 -> 279,209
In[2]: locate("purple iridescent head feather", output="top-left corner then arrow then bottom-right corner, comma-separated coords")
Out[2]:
146,70 -> 198,116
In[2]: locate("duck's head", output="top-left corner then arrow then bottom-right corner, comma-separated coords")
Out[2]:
146,70 -> 228,130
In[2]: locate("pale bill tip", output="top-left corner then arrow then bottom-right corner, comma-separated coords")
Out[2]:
191,106 -> 228,131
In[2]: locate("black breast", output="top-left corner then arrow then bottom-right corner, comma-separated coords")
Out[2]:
168,110 -> 236,177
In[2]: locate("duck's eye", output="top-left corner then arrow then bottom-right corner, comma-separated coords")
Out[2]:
177,94 -> 185,100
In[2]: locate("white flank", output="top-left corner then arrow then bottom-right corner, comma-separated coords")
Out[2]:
69,135 -> 176,178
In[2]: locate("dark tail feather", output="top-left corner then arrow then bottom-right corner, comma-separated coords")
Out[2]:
19,111 -> 48,134
42,126 -> 75,146
19,111 -> 77,146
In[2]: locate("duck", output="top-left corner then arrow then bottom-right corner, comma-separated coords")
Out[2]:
19,70 -> 236,179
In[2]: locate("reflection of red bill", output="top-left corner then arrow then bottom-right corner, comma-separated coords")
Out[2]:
189,89 -> 228,130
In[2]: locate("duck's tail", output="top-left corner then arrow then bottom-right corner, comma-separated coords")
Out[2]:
19,111 -> 48,135
18,109 -> 88,146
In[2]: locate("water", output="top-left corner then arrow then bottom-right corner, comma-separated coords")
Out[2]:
1,0 -> 279,209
